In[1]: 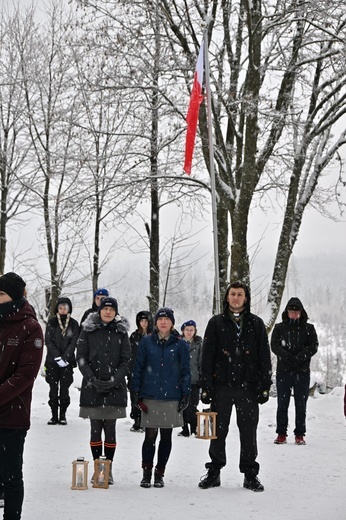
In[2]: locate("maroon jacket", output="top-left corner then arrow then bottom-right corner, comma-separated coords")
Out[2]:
0,299 -> 43,429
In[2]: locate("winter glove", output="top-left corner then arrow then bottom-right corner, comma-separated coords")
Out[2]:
178,395 -> 190,412
96,380 -> 117,391
54,357 -> 69,368
257,389 -> 270,405
90,379 -> 111,393
201,388 -> 212,405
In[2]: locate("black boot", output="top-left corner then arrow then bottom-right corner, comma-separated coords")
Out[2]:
154,468 -> 164,488
47,407 -> 59,425
59,407 -> 68,425
198,468 -> 221,489
178,424 -> 190,437
243,475 -> 264,492
140,468 -> 152,488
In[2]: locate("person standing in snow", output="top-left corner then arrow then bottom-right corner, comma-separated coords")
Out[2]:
77,297 -> 131,485
128,311 -> 153,432
131,307 -> 191,488
0,272 -> 43,520
44,297 -> 79,425
80,287 -> 109,327
198,281 -> 272,492
178,320 -> 202,437
271,297 -> 318,445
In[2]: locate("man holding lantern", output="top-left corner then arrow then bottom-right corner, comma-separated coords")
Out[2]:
198,281 -> 272,492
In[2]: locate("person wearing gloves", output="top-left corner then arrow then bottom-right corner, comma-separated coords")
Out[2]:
131,307 -> 191,489
80,287 -> 109,326
44,297 -> 79,425
0,272 -> 43,520
198,281 -> 272,492
178,320 -> 202,437
271,297 -> 318,445
77,297 -> 131,485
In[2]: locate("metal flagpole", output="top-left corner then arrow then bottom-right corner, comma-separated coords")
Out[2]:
203,29 -> 221,314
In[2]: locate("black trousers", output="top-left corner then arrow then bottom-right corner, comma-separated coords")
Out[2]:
183,384 -> 200,431
206,385 -> 260,476
0,428 -> 27,520
276,371 -> 310,436
45,362 -> 74,408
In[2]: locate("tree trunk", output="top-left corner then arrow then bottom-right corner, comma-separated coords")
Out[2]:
148,8 -> 160,315
0,157 -> 7,274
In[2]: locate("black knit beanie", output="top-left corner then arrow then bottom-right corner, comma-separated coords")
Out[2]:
0,272 -> 26,301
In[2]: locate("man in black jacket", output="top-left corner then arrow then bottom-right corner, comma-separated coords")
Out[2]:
198,281 -> 272,492
271,297 -> 318,445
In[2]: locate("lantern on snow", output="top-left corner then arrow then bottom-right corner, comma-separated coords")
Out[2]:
71,457 -> 89,490
92,456 -> 111,489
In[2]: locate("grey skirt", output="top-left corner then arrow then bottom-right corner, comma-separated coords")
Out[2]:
79,406 -> 126,420
141,399 -> 183,429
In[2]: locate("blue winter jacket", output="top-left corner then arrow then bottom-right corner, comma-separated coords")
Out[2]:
131,331 -> 191,401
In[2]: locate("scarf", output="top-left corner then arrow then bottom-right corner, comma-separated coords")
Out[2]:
0,298 -> 26,320
57,313 -> 71,337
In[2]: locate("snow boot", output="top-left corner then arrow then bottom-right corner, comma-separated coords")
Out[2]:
130,417 -> 143,432
140,468 -> 152,488
154,467 -> 165,488
178,424 -> 190,437
274,434 -> 287,444
47,407 -> 59,425
295,435 -> 306,445
198,468 -> 221,489
243,475 -> 264,492
59,407 -> 68,425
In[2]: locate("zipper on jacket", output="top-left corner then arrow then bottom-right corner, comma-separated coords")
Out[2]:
0,343 -> 5,365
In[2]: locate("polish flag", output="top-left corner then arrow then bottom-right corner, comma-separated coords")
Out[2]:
183,43 -> 204,175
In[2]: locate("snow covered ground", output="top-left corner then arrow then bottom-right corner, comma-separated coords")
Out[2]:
22,373 -> 345,520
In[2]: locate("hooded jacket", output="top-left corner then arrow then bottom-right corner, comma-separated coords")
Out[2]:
200,284 -> 272,392
44,297 -> 79,366
77,312 -> 131,408
271,297 -> 318,372
0,299 -> 43,429
128,311 -> 153,381
131,330 -> 191,401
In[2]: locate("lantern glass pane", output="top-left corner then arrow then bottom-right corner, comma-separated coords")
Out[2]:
76,463 -> 85,487
97,462 -> 106,485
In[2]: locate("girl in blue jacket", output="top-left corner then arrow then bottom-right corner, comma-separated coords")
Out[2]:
131,307 -> 190,488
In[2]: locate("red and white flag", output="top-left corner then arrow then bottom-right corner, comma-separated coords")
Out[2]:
183,43 -> 204,175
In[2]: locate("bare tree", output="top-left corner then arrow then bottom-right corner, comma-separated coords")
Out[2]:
14,2 -> 89,317
0,9 -> 34,273
74,0 -> 210,313
158,0 -> 346,327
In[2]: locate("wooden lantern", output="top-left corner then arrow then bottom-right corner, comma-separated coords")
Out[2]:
92,456 -> 111,489
196,410 -> 218,439
71,457 -> 89,490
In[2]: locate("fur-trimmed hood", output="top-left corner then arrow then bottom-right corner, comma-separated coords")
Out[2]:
82,311 -> 130,334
